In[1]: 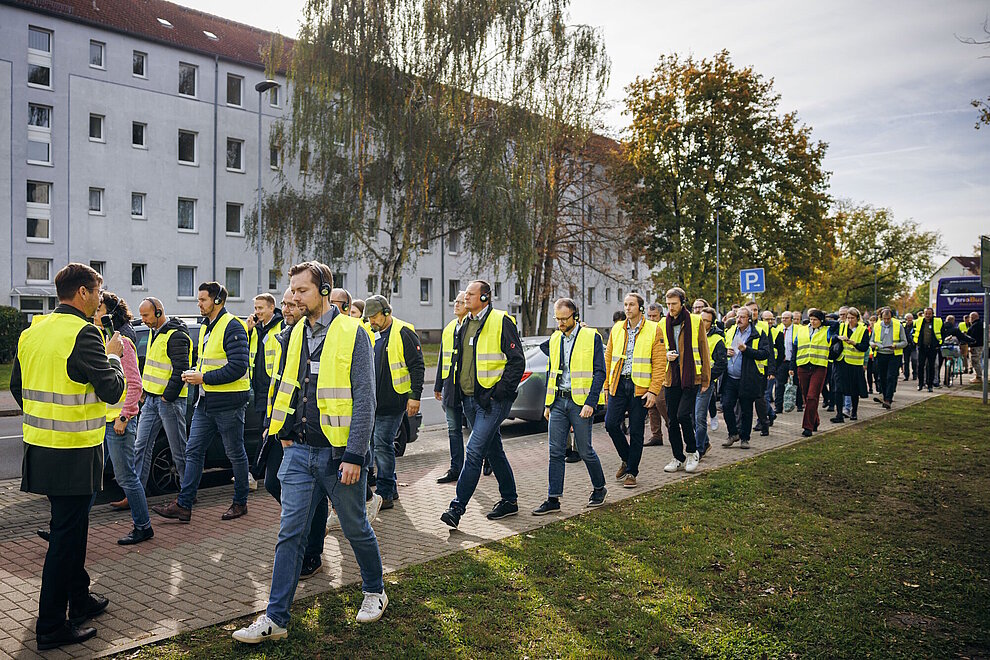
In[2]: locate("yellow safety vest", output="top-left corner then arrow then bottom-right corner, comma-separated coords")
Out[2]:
838,322 -> 868,366
795,324 -> 829,367
18,312 -> 107,448
362,320 -> 376,346
756,319 -> 770,337
707,330 -> 725,359
609,318 -> 659,388
657,314 -> 703,377
545,327 -> 605,407
197,313 -> 250,393
474,309 -> 512,388
913,317 -> 942,344
249,319 -> 283,380
440,318 -> 458,381
871,319 -> 903,356
725,324 -> 766,375
959,321 -> 968,334
106,336 -> 140,422
265,327 -> 292,421
384,317 -> 415,395
267,313 -> 360,446
142,327 -> 192,397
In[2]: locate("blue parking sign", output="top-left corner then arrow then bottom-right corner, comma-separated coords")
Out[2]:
740,268 -> 765,294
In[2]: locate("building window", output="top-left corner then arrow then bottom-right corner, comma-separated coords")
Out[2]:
178,63 -> 197,97
226,138 -> 244,172
605,287 -> 611,303
28,103 -> 50,128
514,282 -> 522,298
448,279 -> 461,303
332,272 -> 346,289
89,114 -> 104,142
270,145 -> 279,169
90,261 -> 105,276
391,277 -> 402,297
177,198 -> 196,231
299,147 -> 309,173
226,74 -> 242,106
420,278 -> 432,304
132,122 -> 146,148
131,263 -> 146,288
28,27 -> 52,52
28,64 -> 51,88
617,288 -> 624,303
494,282 -> 502,300
26,258 -> 52,282
268,270 -> 279,291
225,202 -> 242,234
27,217 -> 50,241
177,266 -> 196,298
366,274 -> 377,294
28,103 -> 52,165
132,50 -> 146,77
225,268 -> 242,299
28,27 -> 53,89
269,86 -> 279,107
447,229 -> 461,254
27,180 -> 50,205
178,130 -> 197,164
131,192 -> 146,219
588,286 -> 595,307
89,40 -> 105,69
88,187 -> 103,214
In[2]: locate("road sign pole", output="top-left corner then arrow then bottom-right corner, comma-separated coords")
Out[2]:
982,235 -> 989,405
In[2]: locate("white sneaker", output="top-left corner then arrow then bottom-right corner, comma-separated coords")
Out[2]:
235,474 -> 259,491
366,493 -> 383,525
684,452 -> 700,473
709,416 -> 719,431
326,508 -> 340,535
232,614 -> 287,644
663,458 -> 684,473
356,591 -> 388,623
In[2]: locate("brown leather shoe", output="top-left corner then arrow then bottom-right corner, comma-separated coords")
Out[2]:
151,500 -> 190,522
221,503 -> 248,520
110,498 -> 129,510
615,462 -> 627,481
623,475 -> 638,489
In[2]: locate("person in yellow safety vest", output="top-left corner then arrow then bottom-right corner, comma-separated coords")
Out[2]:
247,293 -> 283,417
132,297 -> 192,508
152,282 -> 250,524
440,280 -> 527,529
434,289 -> 471,484
869,307 -> 908,409
790,308 -> 831,437
530,298 -> 609,515
829,307 -> 870,423
958,316 -> 971,375
913,307 -> 942,392
603,292 -> 666,489
94,292 -> 155,546
719,306 -> 771,451
741,302 -> 775,430
758,309 -> 780,426
364,295 -> 425,509
232,260 -> 388,646
11,263 -> 125,651
660,288 -> 711,474
696,307 -> 726,457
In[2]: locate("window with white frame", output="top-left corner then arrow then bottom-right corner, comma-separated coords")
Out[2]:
177,197 -> 196,231
88,187 -> 103,214
226,138 -> 243,172
132,50 -> 146,77
447,229 -> 461,254
420,278 -> 432,304
268,270 -> 279,291
27,103 -> 51,165
28,26 -> 51,52
89,114 -> 104,142
26,258 -> 52,282
178,62 -> 197,97
89,261 -> 105,276
494,281 -> 502,300
226,74 -> 242,106
270,145 -> 279,169
28,27 -> 53,89
178,130 -> 196,164
131,263 -> 146,288
89,40 -> 104,69
392,277 -> 402,297
269,86 -> 279,107
605,287 -> 611,303
177,266 -> 196,298
225,268 -> 242,299
132,122 -> 146,148
588,286 -> 595,306
366,274 -> 377,293
448,279 -> 461,303
332,272 -> 346,289
27,216 -> 50,241
225,202 -> 242,234
131,192 -> 146,219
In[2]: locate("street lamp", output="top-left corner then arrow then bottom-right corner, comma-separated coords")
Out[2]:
255,79 -> 279,294
715,207 -> 721,316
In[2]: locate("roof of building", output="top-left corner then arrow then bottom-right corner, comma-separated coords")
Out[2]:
953,256 -> 981,275
7,0 -> 292,71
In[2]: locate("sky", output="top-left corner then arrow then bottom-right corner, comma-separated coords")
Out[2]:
195,0 -> 989,260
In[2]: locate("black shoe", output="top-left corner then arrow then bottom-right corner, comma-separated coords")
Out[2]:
760,426 -> 770,436
532,499 -> 561,516
440,507 -> 461,529
36,528 -> 50,542
588,487 -> 608,508
873,397 -> 883,404
796,406 -> 804,412
68,593 -> 109,626
486,499 -> 519,520
482,460 -> 493,476
768,417 -> 775,427
436,469 -> 459,484
564,450 -> 581,463
37,623 -> 97,651
300,555 -> 322,578
802,429 -> 813,437
117,526 -> 154,546
928,386 -> 933,392
849,414 -> 858,420
830,416 -> 844,423
379,497 -> 394,510
826,405 -> 835,412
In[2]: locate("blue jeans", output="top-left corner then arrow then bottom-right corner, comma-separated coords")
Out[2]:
266,443 -> 383,627
605,376 -> 648,476
372,411 -> 403,500
548,397 -> 605,498
694,384 -> 715,455
177,403 -> 248,509
105,419 -> 150,530
264,441 -> 327,560
451,396 -> 516,514
135,395 -> 188,488
765,378 -> 776,416
444,403 -> 465,473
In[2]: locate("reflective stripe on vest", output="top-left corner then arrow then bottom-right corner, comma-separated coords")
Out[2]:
657,314 -> 703,377
795,324 -> 829,367
609,318 -> 659,388
839,322 -> 868,366
545,327 -> 604,407
476,309 -> 512,388
386,317 -> 415,395
197,313 -> 250,393
142,328 -> 191,397
871,319 -> 903,357
440,318 -> 458,380
725,324 -> 766,375
268,314 -> 359,446
18,312 -> 107,448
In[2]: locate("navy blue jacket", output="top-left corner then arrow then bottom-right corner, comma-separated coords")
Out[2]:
539,326 -> 606,408
200,309 -> 250,412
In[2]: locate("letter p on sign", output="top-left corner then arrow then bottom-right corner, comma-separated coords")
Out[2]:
740,268 -> 766,294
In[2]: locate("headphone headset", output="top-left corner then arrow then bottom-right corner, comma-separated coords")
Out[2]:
213,286 -> 226,306
376,295 -> 392,317
477,281 -> 492,304
632,293 -> 645,314
143,297 -> 162,318
103,292 -> 122,318
310,263 -> 331,297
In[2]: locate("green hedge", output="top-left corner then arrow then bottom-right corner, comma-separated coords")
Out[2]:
0,306 -> 28,363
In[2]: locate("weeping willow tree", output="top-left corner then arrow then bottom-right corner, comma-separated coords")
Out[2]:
255,0 -> 605,296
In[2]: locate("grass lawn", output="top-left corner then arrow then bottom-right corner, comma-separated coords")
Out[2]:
123,396 -> 990,659
0,362 -> 11,391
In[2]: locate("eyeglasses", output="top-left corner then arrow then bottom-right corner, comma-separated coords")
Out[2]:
553,316 -> 574,323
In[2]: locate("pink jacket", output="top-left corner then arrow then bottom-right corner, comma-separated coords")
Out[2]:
121,336 -> 143,418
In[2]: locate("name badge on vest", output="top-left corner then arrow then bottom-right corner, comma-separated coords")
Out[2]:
309,360 -> 320,375
468,336 -> 475,346
374,331 -> 382,341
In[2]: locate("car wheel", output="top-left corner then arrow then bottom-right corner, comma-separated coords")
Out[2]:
148,433 -> 180,495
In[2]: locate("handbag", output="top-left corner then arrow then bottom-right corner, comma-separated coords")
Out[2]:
783,382 -> 797,413
828,335 -> 844,362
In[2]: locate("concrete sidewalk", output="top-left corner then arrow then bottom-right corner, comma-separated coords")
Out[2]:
0,391 -> 18,417
0,386 -> 944,659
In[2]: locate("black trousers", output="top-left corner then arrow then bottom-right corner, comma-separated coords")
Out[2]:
774,360 -> 791,412
664,385 -> 698,461
903,346 -> 916,379
876,353 -> 902,401
37,494 -> 93,635
918,347 -> 938,388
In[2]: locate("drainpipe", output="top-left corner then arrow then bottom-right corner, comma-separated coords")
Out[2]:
211,55 -> 219,280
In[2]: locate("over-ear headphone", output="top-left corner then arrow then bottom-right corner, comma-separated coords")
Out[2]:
477,280 -> 492,303
213,286 -> 226,306
310,263 -> 331,297
144,297 -> 162,318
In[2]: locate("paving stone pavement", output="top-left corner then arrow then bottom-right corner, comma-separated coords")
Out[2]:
0,385 -> 950,658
